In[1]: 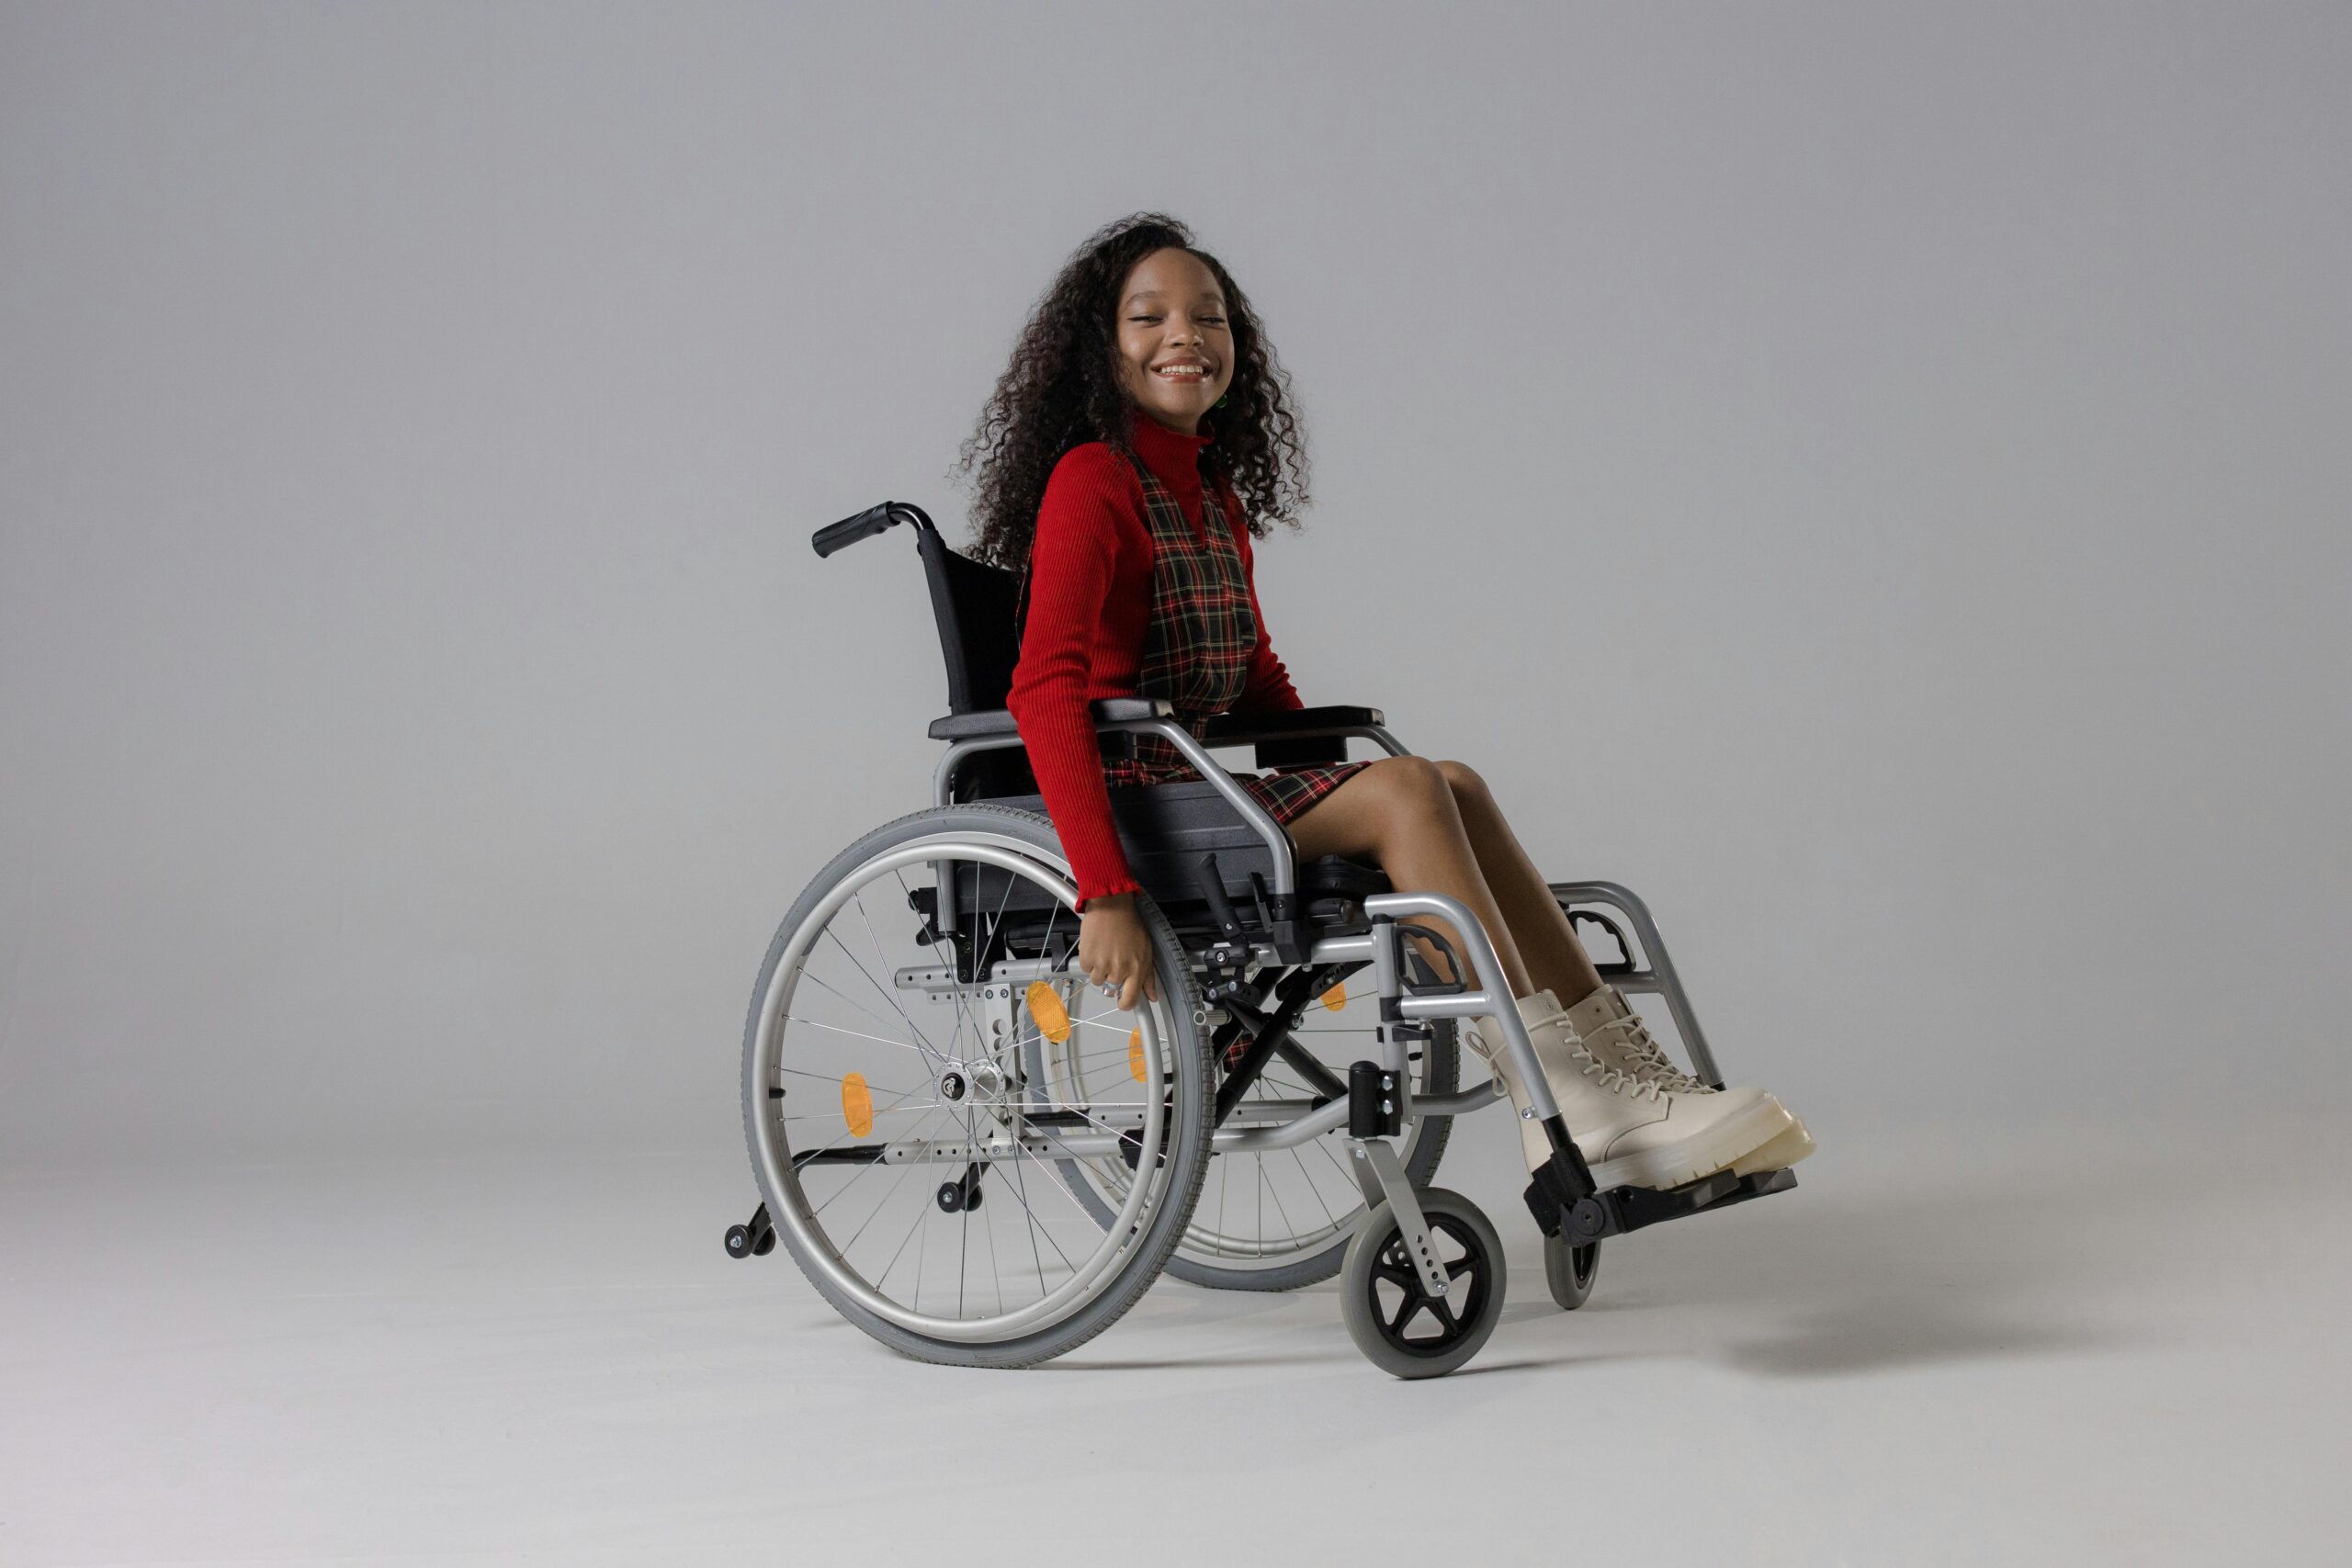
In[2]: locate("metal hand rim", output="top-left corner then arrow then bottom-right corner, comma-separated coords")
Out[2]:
750,832 -> 1176,1343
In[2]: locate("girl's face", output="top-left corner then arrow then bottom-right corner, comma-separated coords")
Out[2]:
1114,246 -> 1234,435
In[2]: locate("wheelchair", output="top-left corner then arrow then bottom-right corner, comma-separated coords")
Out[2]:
724,501 -> 1797,1377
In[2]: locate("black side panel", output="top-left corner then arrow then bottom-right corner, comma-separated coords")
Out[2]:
1052,780 -> 1274,898
949,780 -> 1265,918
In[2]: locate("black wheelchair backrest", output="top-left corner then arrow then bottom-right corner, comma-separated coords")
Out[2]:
814,500 -> 1028,715
916,528 -> 1024,716
816,500 -> 1037,799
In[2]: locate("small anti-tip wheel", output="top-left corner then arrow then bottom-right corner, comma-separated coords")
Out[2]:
1340,1187 -> 1506,1379
934,1176 -> 985,1213
1544,1233 -> 1600,1311
724,1224 -> 754,1259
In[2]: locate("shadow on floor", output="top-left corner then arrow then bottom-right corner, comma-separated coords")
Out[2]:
1058,1153 -> 2219,1379
1490,1159 -> 2190,1378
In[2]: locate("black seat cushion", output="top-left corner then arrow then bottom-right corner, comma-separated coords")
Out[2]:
1300,854 -> 1389,901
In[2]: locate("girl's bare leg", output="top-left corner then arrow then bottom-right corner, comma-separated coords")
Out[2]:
1430,759 -> 1603,1006
1283,756 -> 1600,1003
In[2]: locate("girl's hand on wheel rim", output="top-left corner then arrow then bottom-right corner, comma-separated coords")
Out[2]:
1077,894 -> 1159,1012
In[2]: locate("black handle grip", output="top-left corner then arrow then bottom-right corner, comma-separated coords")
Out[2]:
812,502 -> 899,558
1192,853 -> 1249,942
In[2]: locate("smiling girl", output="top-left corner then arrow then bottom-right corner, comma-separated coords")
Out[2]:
958,213 -> 1811,1191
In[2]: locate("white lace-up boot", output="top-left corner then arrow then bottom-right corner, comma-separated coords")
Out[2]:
1465,988 -> 1797,1190
1561,985 -> 1815,1178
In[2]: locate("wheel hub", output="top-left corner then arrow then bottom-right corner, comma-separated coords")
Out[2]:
938,1061 -> 1006,1105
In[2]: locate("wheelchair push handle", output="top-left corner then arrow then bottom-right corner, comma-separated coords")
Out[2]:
811,501 -> 938,558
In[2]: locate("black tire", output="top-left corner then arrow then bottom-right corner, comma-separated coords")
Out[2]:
741,803 -> 1213,1369
1544,1233 -> 1600,1311
1340,1186 -> 1506,1379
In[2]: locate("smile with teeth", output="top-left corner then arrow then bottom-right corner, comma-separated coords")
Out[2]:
1154,364 -> 1212,381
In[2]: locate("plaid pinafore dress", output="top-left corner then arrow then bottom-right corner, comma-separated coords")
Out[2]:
1098,453 -> 1370,822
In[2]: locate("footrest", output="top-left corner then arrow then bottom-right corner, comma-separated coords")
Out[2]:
1527,1166 -> 1796,1244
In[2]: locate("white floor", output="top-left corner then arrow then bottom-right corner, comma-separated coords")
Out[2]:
6,1117 -> 2346,1566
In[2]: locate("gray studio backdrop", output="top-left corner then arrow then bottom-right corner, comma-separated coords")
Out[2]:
2,1 -> 2346,1176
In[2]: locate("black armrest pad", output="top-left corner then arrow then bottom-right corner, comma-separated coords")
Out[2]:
928,710 -> 1017,739
928,697 -> 1173,741
1091,696 -> 1174,725
1198,705 -> 1385,742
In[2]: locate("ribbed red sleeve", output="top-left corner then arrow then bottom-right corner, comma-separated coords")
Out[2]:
1004,446 -> 1152,911
1005,450 -> 1309,911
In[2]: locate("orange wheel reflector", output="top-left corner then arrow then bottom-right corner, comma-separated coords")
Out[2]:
1025,981 -> 1072,1044
840,1072 -> 874,1137
1320,980 -> 1348,1011
1128,1028 -> 1147,1083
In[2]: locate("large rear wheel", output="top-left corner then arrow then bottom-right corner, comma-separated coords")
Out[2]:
741,805 -> 1213,1368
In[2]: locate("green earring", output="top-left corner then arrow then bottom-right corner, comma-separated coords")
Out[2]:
1214,391 -> 1229,409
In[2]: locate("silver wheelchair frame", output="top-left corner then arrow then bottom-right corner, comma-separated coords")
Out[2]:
927,702 -> 1772,1300
728,501 -> 1795,1377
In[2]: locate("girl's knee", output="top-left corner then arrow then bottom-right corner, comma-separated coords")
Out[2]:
1358,758 -> 1469,863
1434,758 -> 1493,810
1368,754 -> 1454,815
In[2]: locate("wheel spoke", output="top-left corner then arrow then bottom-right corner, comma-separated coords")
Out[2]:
783,1011 -> 941,1059
823,921 -> 944,1068
829,1155 -> 922,1252
796,968 -> 933,1058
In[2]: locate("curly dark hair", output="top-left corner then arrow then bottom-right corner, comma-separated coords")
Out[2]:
955,212 -> 1310,572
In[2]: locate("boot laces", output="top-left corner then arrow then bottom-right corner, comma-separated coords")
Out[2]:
1567,1035 -> 1665,1101
1582,1011 -> 1709,1094
1521,1009 -> 1668,1103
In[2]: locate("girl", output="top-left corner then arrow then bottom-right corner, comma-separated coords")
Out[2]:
959,213 -> 1812,1191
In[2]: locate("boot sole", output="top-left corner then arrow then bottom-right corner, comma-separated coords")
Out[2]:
1588,1094 -> 1796,1191
1730,1120 -> 1815,1178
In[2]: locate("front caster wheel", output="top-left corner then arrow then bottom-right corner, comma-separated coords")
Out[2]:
1544,1233 -> 1600,1310
1340,1187 -> 1505,1379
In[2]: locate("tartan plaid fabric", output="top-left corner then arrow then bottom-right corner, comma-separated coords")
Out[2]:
1101,457 -> 1369,826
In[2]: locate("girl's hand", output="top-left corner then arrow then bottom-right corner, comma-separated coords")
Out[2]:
1077,893 -> 1160,1012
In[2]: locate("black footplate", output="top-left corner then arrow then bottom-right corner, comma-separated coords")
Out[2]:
1524,1166 -> 1796,1245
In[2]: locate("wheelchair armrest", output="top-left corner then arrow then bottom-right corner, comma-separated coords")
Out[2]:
1197,705 -> 1389,769
926,698 -> 1173,741
927,697 -> 1310,947
1196,705 -> 1385,742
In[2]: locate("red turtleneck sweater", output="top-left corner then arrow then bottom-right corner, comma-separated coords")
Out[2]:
1005,415 -> 1305,909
